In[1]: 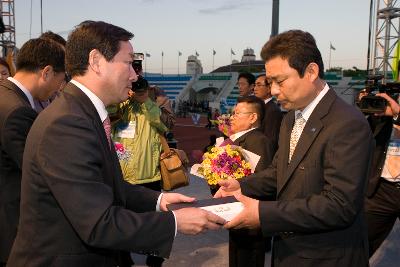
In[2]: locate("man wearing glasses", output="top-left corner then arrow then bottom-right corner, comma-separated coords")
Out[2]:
254,74 -> 283,150
228,95 -> 275,267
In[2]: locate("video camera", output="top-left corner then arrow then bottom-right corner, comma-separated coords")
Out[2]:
357,75 -> 400,114
132,52 -> 144,76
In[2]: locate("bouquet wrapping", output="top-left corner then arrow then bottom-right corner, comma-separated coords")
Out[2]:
191,144 -> 260,185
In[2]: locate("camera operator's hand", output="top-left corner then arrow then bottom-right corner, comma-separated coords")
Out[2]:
375,93 -> 399,117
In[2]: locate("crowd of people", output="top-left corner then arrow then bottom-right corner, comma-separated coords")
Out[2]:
0,20 -> 399,267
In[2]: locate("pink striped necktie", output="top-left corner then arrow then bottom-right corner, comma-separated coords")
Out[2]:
103,116 -> 111,148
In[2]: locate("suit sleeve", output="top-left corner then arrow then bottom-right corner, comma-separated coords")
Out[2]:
37,115 -> 175,257
240,150 -> 278,200
1,106 -> 36,169
253,136 -> 275,172
258,117 -> 373,236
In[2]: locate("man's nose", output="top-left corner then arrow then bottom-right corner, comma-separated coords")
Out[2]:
270,83 -> 280,96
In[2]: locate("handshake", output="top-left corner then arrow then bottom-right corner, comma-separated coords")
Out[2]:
160,178 -> 261,235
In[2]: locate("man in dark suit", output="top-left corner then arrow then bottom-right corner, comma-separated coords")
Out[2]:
216,30 -> 374,267
228,96 -> 275,267
230,96 -> 275,173
7,21 -> 224,267
0,38 -> 66,266
363,92 -> 400,257
237,72 -> 255,97
254,74 -> 283,150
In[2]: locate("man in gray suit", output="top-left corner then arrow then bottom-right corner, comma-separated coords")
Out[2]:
216,30 -> 374,267
7,21 -> 224,267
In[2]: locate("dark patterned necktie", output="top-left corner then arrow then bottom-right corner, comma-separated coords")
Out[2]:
289,113 -> 306,162
103,116 -> 111,148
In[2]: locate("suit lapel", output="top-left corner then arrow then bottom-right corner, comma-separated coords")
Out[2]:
278,89 -> 336,195
3,79 -> 32,107
63,83 -> 126,203
63,83 -> 111,154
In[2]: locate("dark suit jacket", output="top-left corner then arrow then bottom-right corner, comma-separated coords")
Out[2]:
365,116 -> 393,197
0,79 -> 37,263
239,89 -> 374,267
233,128 -> 274,173
7,84 -> 175,267
366,115 -> 400,197
261,99 -> 283,150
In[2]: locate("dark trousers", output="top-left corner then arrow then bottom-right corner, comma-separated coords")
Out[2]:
140,181 -> 164,267
365,178 -> 400,257
229,229 -> 266,267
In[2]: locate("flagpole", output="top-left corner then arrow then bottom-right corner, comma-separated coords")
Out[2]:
40,0 -> 43,34
329,44 -> 332,70
212,50 -> 215,72
144,52 -> 147,78
178,52 -> 180,76
161,52 -> 164,76
230,49 -> 232,74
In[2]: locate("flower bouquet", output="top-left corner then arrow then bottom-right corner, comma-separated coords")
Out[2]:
194,145 -> 256,186
211,114 -> 232,136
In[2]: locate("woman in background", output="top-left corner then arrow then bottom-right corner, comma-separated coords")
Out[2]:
0,58 -> 11,81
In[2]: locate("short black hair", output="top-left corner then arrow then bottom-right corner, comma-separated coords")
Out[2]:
66,20 -> 134,77
260,30 -> 324,79
132,76 -> 149,92
16,38 -> 65,73
238,72 -> 256,85
40,31 -> 67,46
237,95 -> 265,124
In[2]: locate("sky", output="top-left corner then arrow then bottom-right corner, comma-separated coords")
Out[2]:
15,0 -> 370,74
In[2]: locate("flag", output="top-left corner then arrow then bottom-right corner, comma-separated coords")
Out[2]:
178,51 -> 182,56
231,49 -> 236,55
213,49 -> 216,55
195,51 -> 199,57
162,51 -> 164,57
145,53 -> 151,57
330,43 -> 336,51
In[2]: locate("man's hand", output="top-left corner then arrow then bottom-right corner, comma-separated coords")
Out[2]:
375,93 -> 400,117
224,193 -> 260,230
174,208 -> 226,235
214,179 -> 241,198
160,193 -> 195,212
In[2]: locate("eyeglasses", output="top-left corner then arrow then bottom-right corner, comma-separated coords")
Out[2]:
230,111 -> 255,118
255,83 -> 267,87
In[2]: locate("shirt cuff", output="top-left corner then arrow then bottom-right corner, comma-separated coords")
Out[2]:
156,193 -> 163,212
156,193 -> 177,237
171,211 -> 178,237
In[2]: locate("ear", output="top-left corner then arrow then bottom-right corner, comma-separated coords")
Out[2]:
305,62 -> 319,82
88,49 -> 102,74
41,65 -> 53,81
249,113 -> 258,125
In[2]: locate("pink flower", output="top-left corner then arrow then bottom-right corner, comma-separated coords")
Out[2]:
114,142 -> 125,153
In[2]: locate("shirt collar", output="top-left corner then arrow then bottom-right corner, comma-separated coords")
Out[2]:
70,79 -> 108,122
295,83 -> 330,122
8,77 -> 36,109
264,97 -> 273,104
230,127 -> 257,142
